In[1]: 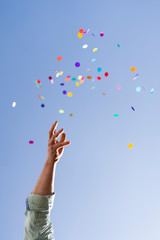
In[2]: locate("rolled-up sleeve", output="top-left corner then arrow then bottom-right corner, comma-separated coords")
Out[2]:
24,192 -> 56,240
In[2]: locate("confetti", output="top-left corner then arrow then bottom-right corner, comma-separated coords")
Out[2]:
87,76 -> 92,79
75,62 -> 80,67
78,75 -> 83,80
69,113 -> 73,117
38,95 -> 44,100
41,104 -> 45,108
97,67 -> 102,72
60,83 -> 64,86
12,101 -> 16,108
136,86 -> 141,92
79,29 -> 84,33
77,32 -> 83,38
65,78 -> 70,81
72,77 -> 76,81
116,85 -> 121,90
48,76 -> 53,80
97,76 -> 101,80
91,58 -> 96,62
133,74 -> 139,80
76,82 -> 79,86
131,106 -> 135,111
59,71 -> 63,76
59,109 -> 64,113
150,88 -> 154,94
63,90 -> 67,95
128,143 -> 133,149
57,56 -> 62,61
67,92 -> 72,97
86,68 -> 90,71
100,32 -> 104,37
56,72 -> 59,77
29,140 -> 34,144
51,79 -> 54,84
104,72 -> 109,77
84,29 -> 90,34
93,48 -> 98,52
102,92 -> 106,95
82,44 -> 88,48
114,114 -> 119,117
117,43 -> 120,47
131,67 -> 138,72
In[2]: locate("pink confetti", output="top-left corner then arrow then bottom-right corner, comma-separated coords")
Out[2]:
29,140 -> 34,144
86,68 -> 90,71
116,85 -> 121,90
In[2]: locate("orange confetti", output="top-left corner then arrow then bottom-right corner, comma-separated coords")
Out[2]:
57,56 -> 62,61
79,29 -> 84,33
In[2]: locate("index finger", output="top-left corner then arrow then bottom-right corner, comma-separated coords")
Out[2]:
49,121 -> 58,140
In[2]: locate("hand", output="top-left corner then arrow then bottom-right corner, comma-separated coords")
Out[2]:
47,121 -> 71,164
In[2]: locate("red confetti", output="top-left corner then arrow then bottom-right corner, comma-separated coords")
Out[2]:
48,76 -> 53,80
104,72 -> 109,77
97,76 -> 101,80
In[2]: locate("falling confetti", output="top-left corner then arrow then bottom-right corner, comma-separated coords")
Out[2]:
57,56 -> 62,61
117,43 -> 120,47
75,62 -> 80,67
63,90 -> 67,95
93,48 -> 98,52
133,74 -> 139,80
41,104 -> 45,108
76,82 -> 79,86
84,29 -> 90,34
128,143 -> 133,149
104,72 -> 109,77
116,85 -> 121,90
131,106 -> 135,111
12,102 -> 16,108
78,75 -> 82,80
79,29 -> 84,33
59,109 -> 64,113
60,83 -> 64,86
77,32 -> 83,38
114,114 -> 119,117
100,32 -> 104,37
102,92 -> 106,95
72,77 -> 76,81
91,58 -> 96,62
69,113 -> 73,117
86,68 -> 90,71
131,67 -> 138,72
97,76 -> 101,80
59,71 -> 63,76
87,76 -> 92,79
38,95 -> 44,100
97,67 -> 102,72
82,44 -> 88,48
67,92 -> 72,97
136,86 -> 141,92
150,88 -> 154,94
56,72 -> 60,77
48,76 -> 53,80
29,140 -> 34,144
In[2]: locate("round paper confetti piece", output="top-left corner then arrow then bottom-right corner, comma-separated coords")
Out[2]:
97,67 -> 102,72
12,102 -> 16,108
63,90 -> 67,95
48,76 -> 53,80
97,76 -> 101,80
82,44 -> 88,48
131,106 -> 135,111
56,73 -> 59,77
65,78 -> 70,81
29,141 -> 34,144
93,48 -> 98,52
76,82 -> 79,86
128,143 -> 133,149
77,32 -> 83,38
116,85 -> 121,90
41,104 -> 45,108
87,76 -> 92,79
91,58 -> 96,62
79,29 -> 84,33
59,71 -> 63,76
36,80 -> 41,84
117,43 -> 120,47
57,56 -> 62,61
60,83 -> 64,86
100,32 -> 104,37
75,62 -> 80,67
102,92 -> 106,95
59,109 -> 64,113
131,67 -> 138,72
80,80 -> 84,84
104,72 -> 109,77
86,68 -> 90,71
114,114 -> 119,117
150,88 -> 154,94
78,75 -> 82,80
81,76 -> 85,80
69,113 -> 73,117
68,92 -> 72,97
72,77 -> 76,81
136,86 -> 141,92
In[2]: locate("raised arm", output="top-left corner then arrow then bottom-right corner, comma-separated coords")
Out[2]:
24,121 -> 71,240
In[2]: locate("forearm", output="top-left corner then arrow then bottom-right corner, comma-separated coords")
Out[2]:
32,158 -> 57,196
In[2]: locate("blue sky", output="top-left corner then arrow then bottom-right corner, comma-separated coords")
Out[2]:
1,0 -> 160,239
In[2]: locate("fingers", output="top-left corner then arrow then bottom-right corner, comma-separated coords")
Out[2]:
57,133 -> 66,155
49,121 -> 58,141
50,128 -> 64,144
55,141 -> 71,150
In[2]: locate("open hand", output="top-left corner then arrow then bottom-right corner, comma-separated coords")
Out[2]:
47,121 -> 71,163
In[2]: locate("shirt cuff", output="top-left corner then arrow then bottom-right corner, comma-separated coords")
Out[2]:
25,192 -> 56,212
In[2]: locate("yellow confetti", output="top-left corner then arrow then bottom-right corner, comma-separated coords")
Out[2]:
59,109 -> 64,113
68,92 -> 72,97
76,82 -> 79,86
93,48 -> 98,52
128,143 -> 133,149
59,71 -> 63,76
69,113 -> 73,117
131,67 -> 138,72
78,75 -> 83,80
77,32 -> 83,38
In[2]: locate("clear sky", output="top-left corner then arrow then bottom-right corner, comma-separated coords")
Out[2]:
1,0 -> 160,239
